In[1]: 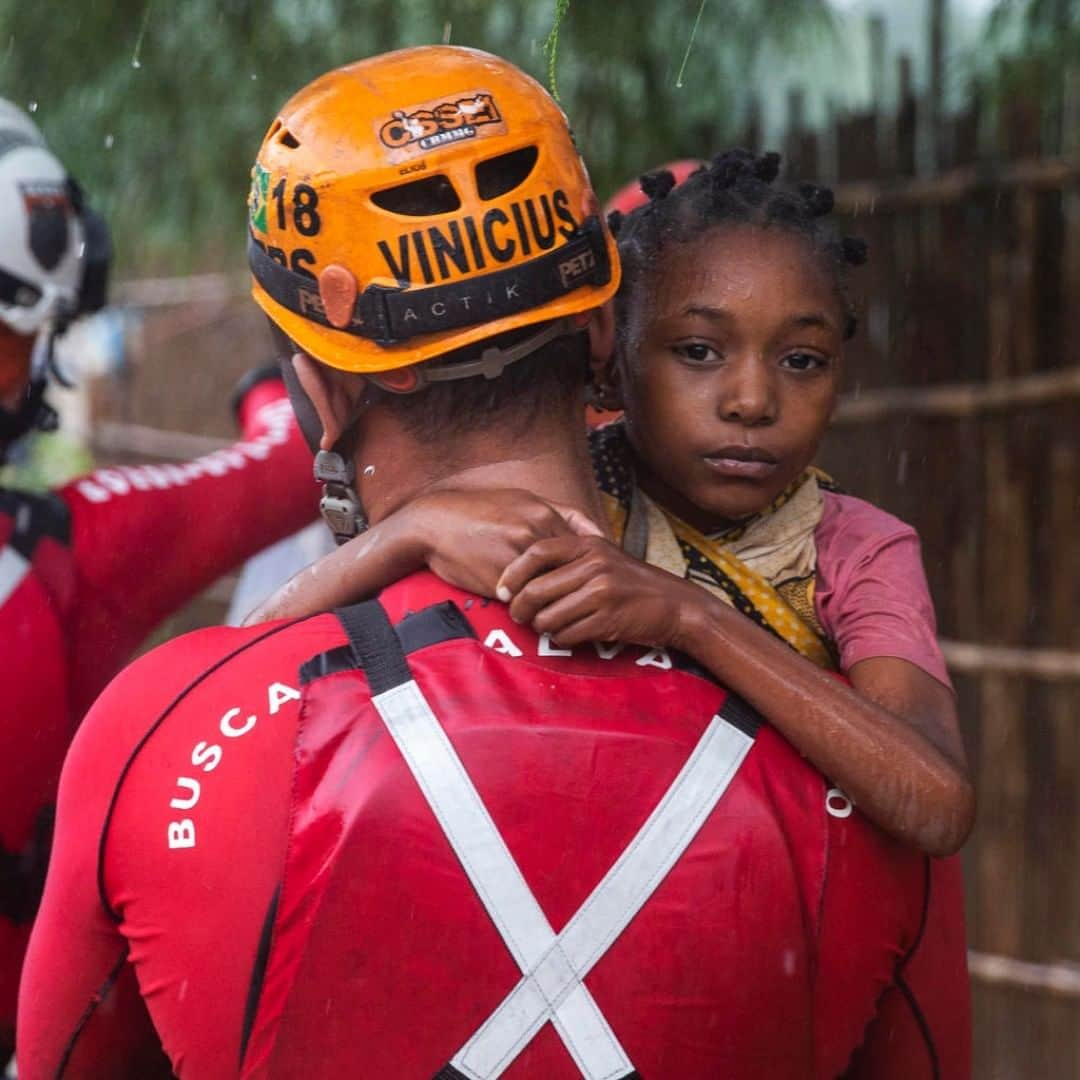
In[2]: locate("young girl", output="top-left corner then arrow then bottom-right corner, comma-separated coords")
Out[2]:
251,149 -> 973,857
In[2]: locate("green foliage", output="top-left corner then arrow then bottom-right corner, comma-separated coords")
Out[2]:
0,0 -> 832,275
983,0 -> 1080,90
979,0 -> 1080,150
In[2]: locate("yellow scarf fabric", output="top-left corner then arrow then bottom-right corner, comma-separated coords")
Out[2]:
590,422 -> 837,670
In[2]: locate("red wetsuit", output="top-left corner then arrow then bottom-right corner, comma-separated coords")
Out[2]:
19,571 -> 969,1079
0,378 -> 317,1043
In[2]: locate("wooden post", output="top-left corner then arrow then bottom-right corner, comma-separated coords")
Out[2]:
785,87 -> 818,177
1046,433 -> 1080,963
867,13 -> 887,109
927,0 -> 947,172
895,53 -> 917,178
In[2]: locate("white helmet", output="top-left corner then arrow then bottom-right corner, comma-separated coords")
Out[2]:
0,100 -> 46,148
0,100 -> 86,336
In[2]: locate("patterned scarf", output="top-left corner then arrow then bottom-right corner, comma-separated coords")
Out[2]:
590,421 -> 838,670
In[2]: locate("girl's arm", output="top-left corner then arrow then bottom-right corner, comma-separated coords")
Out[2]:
247,494 -> 973,855
495,535 -> 974,857
245,488 -> 601,625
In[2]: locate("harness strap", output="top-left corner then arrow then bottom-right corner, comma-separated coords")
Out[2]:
336,600 -> 758,1080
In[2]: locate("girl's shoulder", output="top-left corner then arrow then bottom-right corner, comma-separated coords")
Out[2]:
816,490 -> 919,562
813,491 -> 949,687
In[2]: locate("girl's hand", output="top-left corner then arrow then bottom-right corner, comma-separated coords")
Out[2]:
496,535 -> 701,649
413,489 -> 603,597
245,488 -> 602,624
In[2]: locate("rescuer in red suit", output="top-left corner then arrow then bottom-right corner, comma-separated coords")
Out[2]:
19,52 -> 968,1078
0,99 -> 317,1053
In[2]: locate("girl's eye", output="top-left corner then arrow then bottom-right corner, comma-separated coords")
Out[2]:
780,351 -> 829,372
673,342 -> 719,364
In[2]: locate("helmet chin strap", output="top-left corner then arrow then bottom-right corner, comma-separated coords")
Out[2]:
313,442 -> 366,546
273,333 -> 368,546
272,315 -> 583,546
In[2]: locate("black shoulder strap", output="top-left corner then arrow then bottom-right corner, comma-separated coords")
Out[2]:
307,600 -> 477,687
334,599 -> 413,694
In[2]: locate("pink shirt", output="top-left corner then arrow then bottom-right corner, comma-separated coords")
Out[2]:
814,492 -> 952,689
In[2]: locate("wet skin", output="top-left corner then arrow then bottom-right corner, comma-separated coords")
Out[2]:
616,224 -> 845,533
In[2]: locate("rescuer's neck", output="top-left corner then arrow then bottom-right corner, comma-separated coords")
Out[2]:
352,400 -> 612,540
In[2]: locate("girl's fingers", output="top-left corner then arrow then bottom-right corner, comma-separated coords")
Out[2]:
507,558 -> 599,625
527,587 -> 605,638
496,536 -> 588,602
536,612 -> 608,649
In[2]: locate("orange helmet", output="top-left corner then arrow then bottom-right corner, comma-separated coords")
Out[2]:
248,46 -> 619,377
603,159 -> 705,216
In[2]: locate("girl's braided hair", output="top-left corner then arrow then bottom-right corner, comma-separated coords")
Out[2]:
609,149 -> 868,347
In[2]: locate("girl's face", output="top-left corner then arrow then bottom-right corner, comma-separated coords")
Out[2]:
616,224 -> 845,532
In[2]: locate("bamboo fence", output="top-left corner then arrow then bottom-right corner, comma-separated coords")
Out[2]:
728,15 -> 1079,1075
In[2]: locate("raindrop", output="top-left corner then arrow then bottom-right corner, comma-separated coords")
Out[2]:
896,448 -> 908,486
442,21 -> 452,45
131,0 -> 154,71
674,0 -> 709,90
250,72 -> 258,81
104,133 -> 114,149
27,100 -> 37,113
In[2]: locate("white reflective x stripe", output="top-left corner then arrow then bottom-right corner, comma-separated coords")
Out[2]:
452,711 -> 754,1079
0,545 -> 30,607
373,680 -> 632,1080
372,679 -> 754,1080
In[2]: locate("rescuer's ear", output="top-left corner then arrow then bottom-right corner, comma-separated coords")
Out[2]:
587,300 -> 615,364
586,301 -> 622,411
292,352 -> 365,452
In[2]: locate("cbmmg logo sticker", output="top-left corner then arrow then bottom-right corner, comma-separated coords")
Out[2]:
248,163 -> 269,233
376,91 -> 505,163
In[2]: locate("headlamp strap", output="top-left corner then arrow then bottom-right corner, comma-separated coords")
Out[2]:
249,215 -> 611,347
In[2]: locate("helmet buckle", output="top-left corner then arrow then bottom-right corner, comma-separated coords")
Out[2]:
314,449 -> 367,544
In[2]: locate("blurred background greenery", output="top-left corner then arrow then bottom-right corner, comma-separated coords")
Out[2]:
3,0 -> 1073,276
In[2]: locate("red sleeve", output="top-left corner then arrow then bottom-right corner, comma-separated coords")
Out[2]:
61,378 -> 318,714
16,632 -> 236,1079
